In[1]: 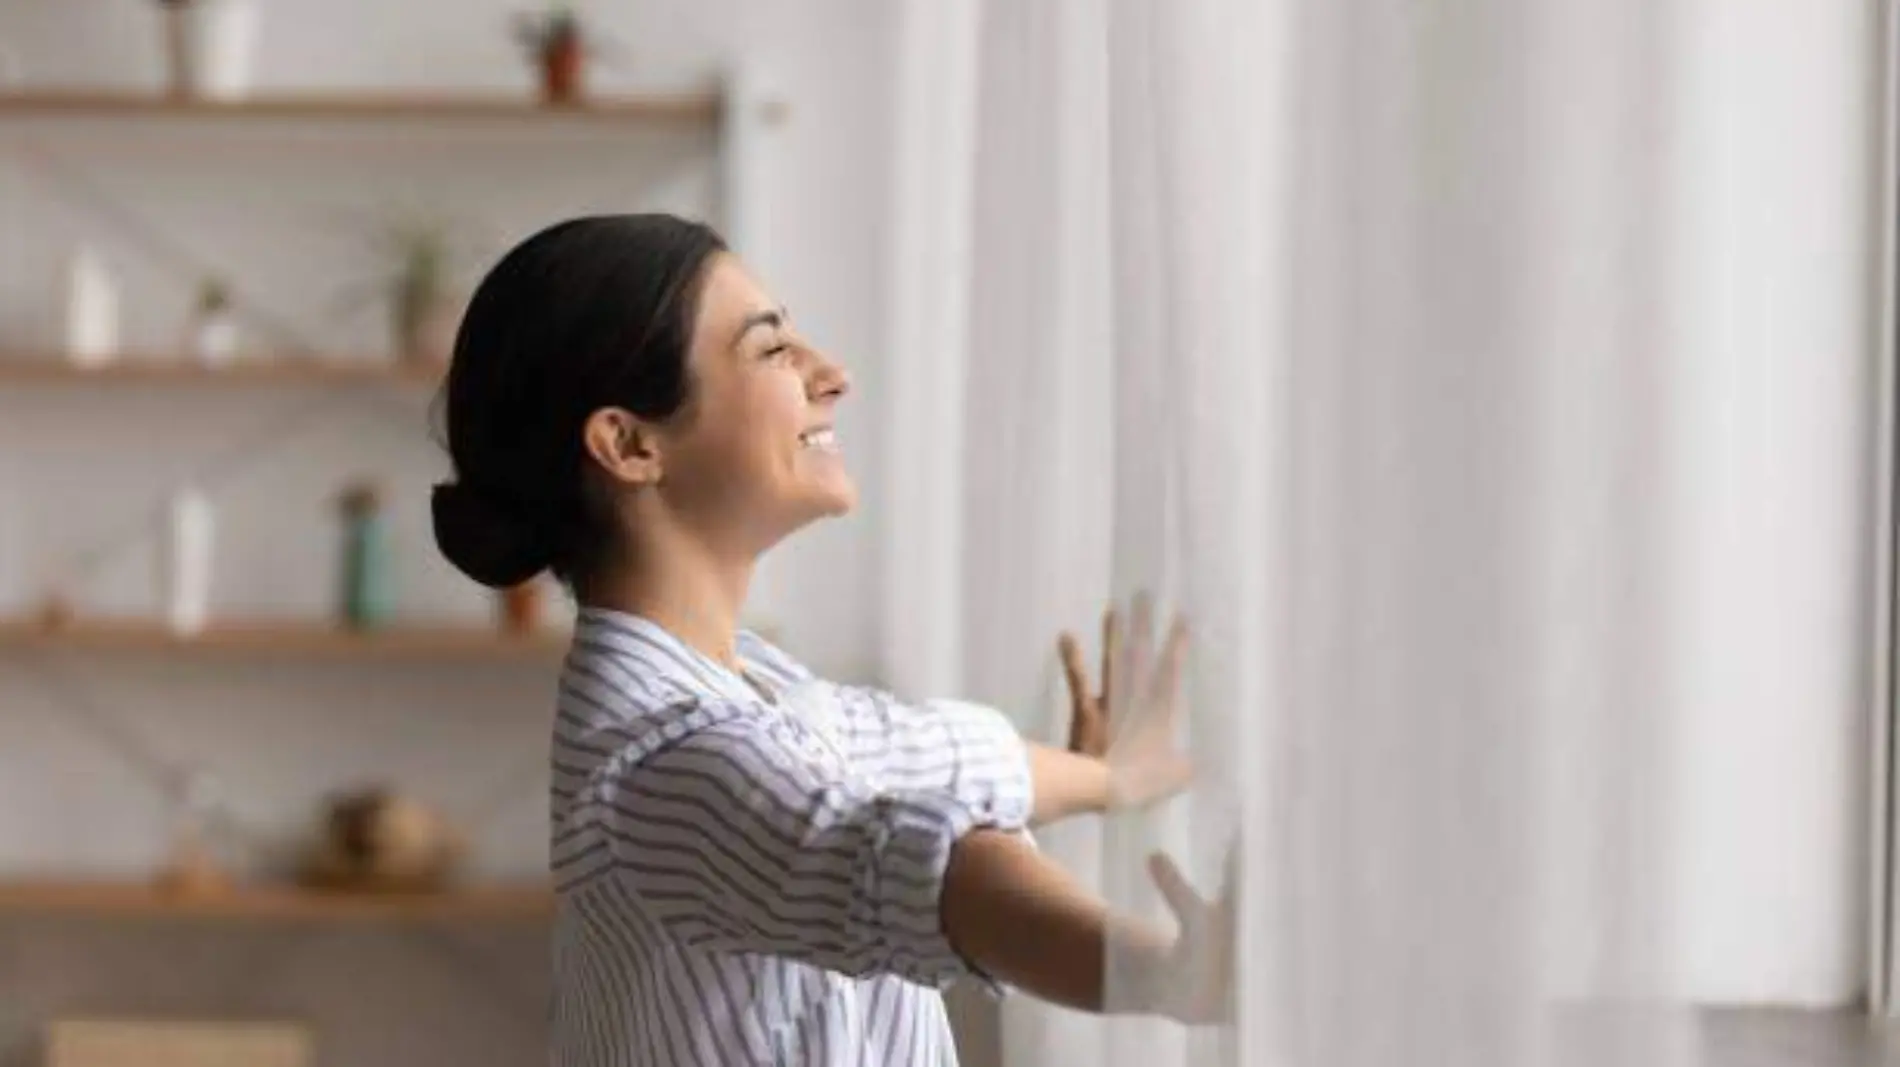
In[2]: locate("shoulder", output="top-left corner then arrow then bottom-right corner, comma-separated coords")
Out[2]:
641,713 -> 817,778
589,708 -> 854,823
557,609 -> 768,779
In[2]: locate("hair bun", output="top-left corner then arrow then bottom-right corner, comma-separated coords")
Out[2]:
430,481 -> 550,589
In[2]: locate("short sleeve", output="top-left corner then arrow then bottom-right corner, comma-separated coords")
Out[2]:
830,688 -> 1035,813
592,713 -> 1031,988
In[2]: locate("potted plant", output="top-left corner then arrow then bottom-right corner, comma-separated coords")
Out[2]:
385,220 -> 459,367
513,5 -> 593,105
333,213 -> 472,370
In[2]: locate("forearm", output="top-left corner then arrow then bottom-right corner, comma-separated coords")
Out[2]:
1025,742 -> 1112,826
940,827 -> 1170,1014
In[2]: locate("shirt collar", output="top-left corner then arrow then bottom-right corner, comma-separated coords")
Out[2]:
572,606 -> 766,707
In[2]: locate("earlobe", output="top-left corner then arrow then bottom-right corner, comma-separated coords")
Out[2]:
582,408 -> 663,487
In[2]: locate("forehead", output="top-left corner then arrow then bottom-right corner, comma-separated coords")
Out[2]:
692,254 -> 776,344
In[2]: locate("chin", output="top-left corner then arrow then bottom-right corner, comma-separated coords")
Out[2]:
815,482 -> 858,517
771,485 -> 857,543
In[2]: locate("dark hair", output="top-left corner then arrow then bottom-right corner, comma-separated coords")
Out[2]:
430,213 -> 728,589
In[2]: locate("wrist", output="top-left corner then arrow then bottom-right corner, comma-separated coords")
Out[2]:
1084,753 -> 1115,815
1026,744 -> 1115,825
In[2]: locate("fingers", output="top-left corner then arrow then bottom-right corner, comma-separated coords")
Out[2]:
1059,631 -> 1106,755
1150,842 -> 1240,1028
1058,631 -> 1092,707
1106,593 -> 1151,724
1144,616 -> 1191,714
1126,591 -> 1156,693
1101,592 -> 1192,729
1148,851 -> 1206,926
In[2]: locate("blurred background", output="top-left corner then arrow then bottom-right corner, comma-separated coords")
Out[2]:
1,1 -> 1898,1067
0,2 -> 889,1066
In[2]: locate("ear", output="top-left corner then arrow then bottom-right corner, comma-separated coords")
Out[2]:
582,407 -> 664,487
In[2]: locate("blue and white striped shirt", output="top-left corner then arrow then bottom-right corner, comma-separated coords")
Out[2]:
550,607 -> 1034,1066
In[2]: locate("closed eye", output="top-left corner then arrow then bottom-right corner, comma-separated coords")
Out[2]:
733,305 -> 792,352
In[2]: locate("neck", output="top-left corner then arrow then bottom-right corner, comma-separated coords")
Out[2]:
580,524 -> 755,671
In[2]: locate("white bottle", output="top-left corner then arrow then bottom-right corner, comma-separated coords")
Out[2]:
64,248 -> 120,368
194,0 -> 259,101
164,487 -> 214,636
192,308 -> 239,367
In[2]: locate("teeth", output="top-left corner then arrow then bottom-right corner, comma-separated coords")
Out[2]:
800,429 -> 837,450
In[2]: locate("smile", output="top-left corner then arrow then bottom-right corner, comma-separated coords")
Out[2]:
799,427 -> 838,452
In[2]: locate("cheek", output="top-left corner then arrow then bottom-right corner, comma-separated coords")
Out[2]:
670,371 -> 808,498
739,375 -> 807,450
687,378 -> 797,484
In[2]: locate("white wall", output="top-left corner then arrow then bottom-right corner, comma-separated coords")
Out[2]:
0,3 -> 898,1065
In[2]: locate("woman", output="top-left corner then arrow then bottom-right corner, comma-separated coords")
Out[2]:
431,214 -> 1226,1066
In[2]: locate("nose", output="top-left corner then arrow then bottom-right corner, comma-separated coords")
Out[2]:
806,348 -> 851,404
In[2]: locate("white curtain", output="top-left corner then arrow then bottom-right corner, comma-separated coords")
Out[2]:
882,3 -> 1116,1060
883,0 -> 1878,1064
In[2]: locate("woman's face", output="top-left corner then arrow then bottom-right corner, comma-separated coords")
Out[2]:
655,253 -> 855,552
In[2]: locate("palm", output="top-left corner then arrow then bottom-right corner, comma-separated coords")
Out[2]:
1059,595 -> 1193,810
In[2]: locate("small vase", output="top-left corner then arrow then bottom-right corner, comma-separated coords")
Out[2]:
338,484 -> 392,630
540,37 -> 585,105
500,579 -> 544,634
154,769 -> 232,897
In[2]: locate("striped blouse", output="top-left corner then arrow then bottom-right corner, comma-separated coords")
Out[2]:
550,606 -> 1034,1066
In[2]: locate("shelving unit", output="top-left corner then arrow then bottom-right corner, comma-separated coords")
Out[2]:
0,70 -> 768,1053
0,880 -> 553,924
0,619 -> 566,663
0,354 -> 441,389
0,89 -> 723,126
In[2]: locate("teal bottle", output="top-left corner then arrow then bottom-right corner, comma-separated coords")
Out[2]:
339,482 -> 393,630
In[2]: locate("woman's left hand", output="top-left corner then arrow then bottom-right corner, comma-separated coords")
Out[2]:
1058,594 -> 1194,811
1143,844 -> 1237,1024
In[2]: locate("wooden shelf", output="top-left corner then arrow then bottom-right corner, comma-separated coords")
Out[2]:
0,619 -> 566,664
0,880 -> 553,924
0,356 -> 442,390
0,90 -> 721,126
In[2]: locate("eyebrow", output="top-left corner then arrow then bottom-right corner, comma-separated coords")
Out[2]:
731,306 -> 790,350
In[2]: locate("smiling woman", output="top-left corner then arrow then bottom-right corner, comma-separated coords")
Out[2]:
432,217 -> 855,588
427,213 -> 1222,1067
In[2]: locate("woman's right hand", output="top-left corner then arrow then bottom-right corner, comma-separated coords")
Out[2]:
1058,593 -> 1194,812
